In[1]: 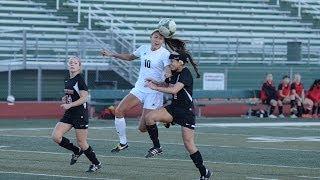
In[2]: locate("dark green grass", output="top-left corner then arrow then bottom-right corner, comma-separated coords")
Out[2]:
0,118 -> 319,180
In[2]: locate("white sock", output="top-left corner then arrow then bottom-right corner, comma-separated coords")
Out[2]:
115,117 -> 127,144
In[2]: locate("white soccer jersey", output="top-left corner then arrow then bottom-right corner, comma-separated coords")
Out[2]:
133,44 -> 171,93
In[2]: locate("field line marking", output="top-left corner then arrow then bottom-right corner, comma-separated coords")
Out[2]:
0,170 -> 119,180
1,134 -> 320,153
1,148 -> 320,171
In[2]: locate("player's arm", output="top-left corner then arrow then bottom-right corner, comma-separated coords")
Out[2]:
279,89 -> 286,98
101,49 -> 137,61
145,78 -> 169,87
147,81 -> 184,94
301,89 -> 305,101
164,65 -> 172,79
61,90 -> 88,110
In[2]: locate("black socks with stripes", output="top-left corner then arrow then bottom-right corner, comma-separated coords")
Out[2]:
59,137 -> 81,155
190,151 -> 207,176
84,146 -> 100,165
146,124 -> 161,148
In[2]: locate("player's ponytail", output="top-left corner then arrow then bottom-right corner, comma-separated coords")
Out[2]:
165,38 -> 201,78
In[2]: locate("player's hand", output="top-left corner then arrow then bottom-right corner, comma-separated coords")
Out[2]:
61,103 -> 72,110
145,78 -> 156,84
61,96 -> 67,103
101,49 -> 113,57
146,81 -> 157,90
164,71 -> 172,79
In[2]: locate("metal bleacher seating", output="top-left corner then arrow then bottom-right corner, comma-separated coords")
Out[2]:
64,0 -> 320,64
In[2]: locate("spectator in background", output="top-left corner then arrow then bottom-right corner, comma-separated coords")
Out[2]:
277,75 -> 291,118
290,74 -> 305,118
260,73 -> 279,118
303,79 -> 320,118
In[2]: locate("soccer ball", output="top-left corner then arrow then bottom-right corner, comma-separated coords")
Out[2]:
157,18 -> 176,38
6,95 -> 15,105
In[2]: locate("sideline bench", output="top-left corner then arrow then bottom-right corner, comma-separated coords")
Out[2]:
89,89 -> 260,117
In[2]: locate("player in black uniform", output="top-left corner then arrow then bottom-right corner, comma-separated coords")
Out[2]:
144,53 -> 212,180
51,57 -> 101,172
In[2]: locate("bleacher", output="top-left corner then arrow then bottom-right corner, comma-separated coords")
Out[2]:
1,0 -> 320,101
281,0 -> 320,20
64,0 -> 320,64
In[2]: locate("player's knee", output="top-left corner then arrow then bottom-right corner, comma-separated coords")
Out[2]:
270,100 -> 277,106
145,113 -> 155,125
51,133 -> 62,144
138,126 -> 147,133
77,139 -> 88,150
114,107 -> 124,118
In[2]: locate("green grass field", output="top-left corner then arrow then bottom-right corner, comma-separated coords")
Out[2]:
0,118 -> 320,180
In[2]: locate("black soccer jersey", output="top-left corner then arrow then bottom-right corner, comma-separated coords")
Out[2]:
64,74 -> 88,113
166,67 -> 193,109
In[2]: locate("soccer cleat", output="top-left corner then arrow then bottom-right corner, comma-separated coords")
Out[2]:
70,148 -> 83,165
111,143 -> 128,153
200,169 -> 213,180
145,147 -> 163,158
290,114 -> 298,118
278,114 -> 285,118
269,114 -> 277,118
86,163 -> 102,173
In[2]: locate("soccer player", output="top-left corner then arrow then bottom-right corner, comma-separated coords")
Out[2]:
52,57 -> 101,172
277,75 -> 291,118
260,73 -> 279,118
303,79 -> 320,118
290,74 -> 305,118
101,29 -> 172,152
144,53 -> 212,180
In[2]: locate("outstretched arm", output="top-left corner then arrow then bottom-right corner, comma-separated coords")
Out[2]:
101,49 -> 137,61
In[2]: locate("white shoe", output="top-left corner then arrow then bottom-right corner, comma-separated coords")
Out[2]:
290,114 -> 298,118
278,114 -> 285,118
269,114 -> 277,118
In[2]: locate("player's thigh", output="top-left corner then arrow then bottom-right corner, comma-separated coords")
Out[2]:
116,93 -> 141,115
270,99 -> 277,106
304,98 -> 314,108
52,122 -> 72,139
75,129 -> 88,143
145,107 -> 173,124
283,97 -> 291,104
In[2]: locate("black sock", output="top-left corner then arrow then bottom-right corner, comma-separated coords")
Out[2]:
83,146 -> 100,165
59,137 -> 81,155
190,151 -> 207,176
297,106 -> 303,117
278,106 -> 283,115
312,106 -> 316,115
146,124 -> 160,148
290,100 -> 295,108
270,106 -> 275,115
317,106 -> 320,115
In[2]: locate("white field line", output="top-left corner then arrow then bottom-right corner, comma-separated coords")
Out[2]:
1,148 -> 320,171
1,134 -> 320,153
0,170 -> 119,180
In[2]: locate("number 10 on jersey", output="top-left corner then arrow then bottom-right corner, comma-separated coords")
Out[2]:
144,59 -> 151,68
